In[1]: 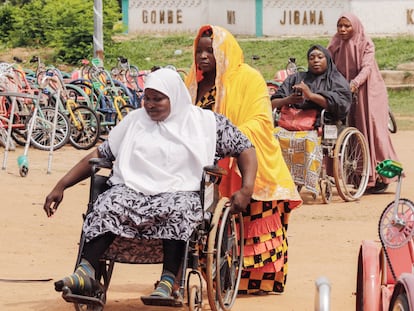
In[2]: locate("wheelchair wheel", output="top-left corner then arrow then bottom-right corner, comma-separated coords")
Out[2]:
320,179 -> 332,204
333,127 -> 370,201
388,109 -> 397,134
206,197 -> 244,311
188,284 -> 203,311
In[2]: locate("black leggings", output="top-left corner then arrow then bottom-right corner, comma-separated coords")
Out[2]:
82,233 -> 186,277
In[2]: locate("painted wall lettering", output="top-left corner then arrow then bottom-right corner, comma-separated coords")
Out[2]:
142,9 -> 183,24
280,10 -> 324,25
407,9 -> 414,24
227,10 -> 236,24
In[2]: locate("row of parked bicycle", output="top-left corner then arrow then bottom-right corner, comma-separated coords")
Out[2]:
0,56 -> 149,152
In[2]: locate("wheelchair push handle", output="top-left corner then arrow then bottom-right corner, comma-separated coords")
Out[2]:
375,159 -> 403,179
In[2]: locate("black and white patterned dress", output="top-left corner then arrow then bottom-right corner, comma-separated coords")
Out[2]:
83,113 -> 253,244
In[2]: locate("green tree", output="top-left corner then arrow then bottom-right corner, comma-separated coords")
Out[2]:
0,4 -> 18,43
1,0 -> 120,64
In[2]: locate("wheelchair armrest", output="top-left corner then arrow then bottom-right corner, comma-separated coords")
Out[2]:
203,165 -> 227,177
89,158 -> 112,172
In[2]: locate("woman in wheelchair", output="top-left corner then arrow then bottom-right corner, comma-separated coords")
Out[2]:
271,45 -> 352,195
271,44 -> 351,128
43,68 -> 258,304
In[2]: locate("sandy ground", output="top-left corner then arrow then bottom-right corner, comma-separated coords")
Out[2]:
0,130 -> 413,311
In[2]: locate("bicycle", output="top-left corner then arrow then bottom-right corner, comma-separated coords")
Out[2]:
87,58 -> 135,135
110,56 -> 145,107
42,69 -> 100,150
377,159 -> 413,251
0,62 -> 70,153
356,159 -> 414,310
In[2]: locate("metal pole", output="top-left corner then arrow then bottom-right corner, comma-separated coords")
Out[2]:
93,0 -> 104,63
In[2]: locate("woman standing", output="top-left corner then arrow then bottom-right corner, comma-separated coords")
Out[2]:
327,13 -> 401,193
185,25 -> 302,295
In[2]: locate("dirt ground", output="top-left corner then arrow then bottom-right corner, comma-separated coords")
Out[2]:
0,130 -> 413,311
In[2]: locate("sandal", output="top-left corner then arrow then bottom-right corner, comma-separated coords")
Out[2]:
55,274 -> 102,296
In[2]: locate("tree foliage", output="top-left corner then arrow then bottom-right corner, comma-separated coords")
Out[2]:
0,0 -> 121,64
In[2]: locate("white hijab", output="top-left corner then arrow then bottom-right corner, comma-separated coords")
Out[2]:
108,68 -> 217,195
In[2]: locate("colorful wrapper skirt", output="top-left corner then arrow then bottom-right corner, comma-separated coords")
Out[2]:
238,199 -> 291,294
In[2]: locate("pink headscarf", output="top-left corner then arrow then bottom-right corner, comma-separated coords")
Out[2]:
327,12 -> 374,83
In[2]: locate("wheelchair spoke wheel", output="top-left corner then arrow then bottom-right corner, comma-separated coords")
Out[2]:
206,198 -> 244,311
388,109 -> 397,134
333,127 -> 370,201
188,284 -> 203,311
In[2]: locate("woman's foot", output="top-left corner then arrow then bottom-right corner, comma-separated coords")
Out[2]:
150,270 -> 175,297
54,259 -> 99,296
366,180 -> 389,194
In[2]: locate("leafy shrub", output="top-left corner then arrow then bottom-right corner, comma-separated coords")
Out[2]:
0,0 -> 120,64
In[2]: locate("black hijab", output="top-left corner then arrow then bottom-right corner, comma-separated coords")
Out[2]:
274,44 -> 352,121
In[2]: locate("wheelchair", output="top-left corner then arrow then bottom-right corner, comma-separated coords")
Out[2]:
60,158 -> 244,311
274,109 -> 370,204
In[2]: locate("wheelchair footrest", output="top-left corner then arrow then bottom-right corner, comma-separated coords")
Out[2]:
141,294 -> 183,307
62,286 -> 105,307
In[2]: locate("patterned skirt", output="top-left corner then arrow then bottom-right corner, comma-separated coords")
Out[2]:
82,184 -> 203,264
274,127 -> 322,195
238,199 -> 292,294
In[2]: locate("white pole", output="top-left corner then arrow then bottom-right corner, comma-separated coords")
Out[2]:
314,276 -> 331,311
93,0 -> 104,63
47,88 -> 60,174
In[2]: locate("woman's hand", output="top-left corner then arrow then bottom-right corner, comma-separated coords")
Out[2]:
293,81 -> 312,99
350,80 -> 358,93
229,188 -> 252,214
43,185 -> 65,217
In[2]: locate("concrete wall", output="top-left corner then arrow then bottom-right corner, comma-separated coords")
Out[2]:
350,0 -> 414,35
124,0 -> 414,37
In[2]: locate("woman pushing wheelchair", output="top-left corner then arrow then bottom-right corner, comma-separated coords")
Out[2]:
43,68 -> 257,304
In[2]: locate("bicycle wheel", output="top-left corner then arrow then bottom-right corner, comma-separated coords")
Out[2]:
115,101 -> 135,124
69,106 -> 100,150
11,129 -> 26,146
29,107 -> 70,150
378,198 -> 414,248
390,293 -> 409,311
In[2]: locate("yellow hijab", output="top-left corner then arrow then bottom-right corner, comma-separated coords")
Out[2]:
186,25 -> 301,204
